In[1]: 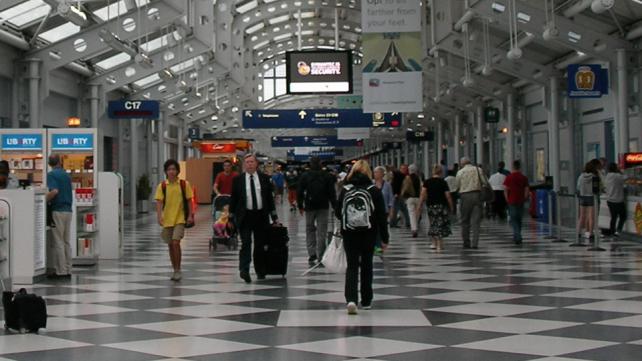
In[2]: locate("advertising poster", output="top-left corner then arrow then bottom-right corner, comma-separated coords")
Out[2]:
361,0 -> 423,113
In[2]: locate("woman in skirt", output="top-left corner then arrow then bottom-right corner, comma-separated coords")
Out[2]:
418,164 -> 454,251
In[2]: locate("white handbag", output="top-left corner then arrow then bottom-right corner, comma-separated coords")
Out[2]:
322,230 -> 347,273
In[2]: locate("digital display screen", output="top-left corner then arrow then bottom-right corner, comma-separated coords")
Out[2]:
286,50 -> 353,94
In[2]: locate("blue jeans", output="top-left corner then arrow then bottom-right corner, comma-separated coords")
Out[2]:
391,196 -> 410,227
508,204 -> 524,242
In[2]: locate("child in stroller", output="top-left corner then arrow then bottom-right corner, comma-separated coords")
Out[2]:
210,196 -> 237,251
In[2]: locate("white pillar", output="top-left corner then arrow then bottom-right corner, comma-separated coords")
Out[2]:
616,49 -> 630,154
423,140 -> 430,177
396,148 -> 402,166
548,76 -> 561,191
89,84 -> 99,129
454,113 -> 461,163
412,143 -> 418,166
27,59 -> 40,128
506,93 -> 515,163
404,142 -> 410,165
157,112 -> 166,185
466,111 -> 474,158
437,120 -> 444,165
476,106 -> 484,167
177,120 -> 184,162
130,120 -> 139,215
489,122 -> 496,168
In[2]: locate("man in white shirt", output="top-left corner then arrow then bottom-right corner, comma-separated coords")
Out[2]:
488,162 -> 508,220
455,157 -> 488,249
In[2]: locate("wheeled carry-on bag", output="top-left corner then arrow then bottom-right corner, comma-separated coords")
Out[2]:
254,225 -> 289,278
2,288 -> 47,334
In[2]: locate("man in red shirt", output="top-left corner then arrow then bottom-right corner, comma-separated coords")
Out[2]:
503,160 -> 530,244
213,159 -> 238,196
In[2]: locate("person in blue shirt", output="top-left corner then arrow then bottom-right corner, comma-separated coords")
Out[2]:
271,165 -> 286,205
46,154 -> 73,279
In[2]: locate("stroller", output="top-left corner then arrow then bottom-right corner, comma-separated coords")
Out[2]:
209,195 -> 238,251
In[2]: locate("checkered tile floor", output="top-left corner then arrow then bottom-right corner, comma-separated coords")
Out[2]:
2,204 -> 642,361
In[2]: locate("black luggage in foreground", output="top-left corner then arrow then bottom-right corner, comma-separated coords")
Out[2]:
2,288 -> 47,333
254,225 -> 289,278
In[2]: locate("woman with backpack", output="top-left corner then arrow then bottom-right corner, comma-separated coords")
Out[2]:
401,164 -> 422,237
335,160 -> 389,315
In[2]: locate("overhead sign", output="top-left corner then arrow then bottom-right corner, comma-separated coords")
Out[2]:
287,150 -> 337,162
188,127 -> 201,140
271,136 -> 362,148
382,142 -> 403,150
567,64 -> 609,98
107,100 -> 160,119
200,143 -> 236,154
484,107 -> 500,123
1,134 -> 43,150
312,149 -> 343,157
242,109 -> 402,129
406,130 -> 434,142
51,134 -> 94,150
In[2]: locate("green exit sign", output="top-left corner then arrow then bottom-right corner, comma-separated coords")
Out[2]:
484,107 -> 500,123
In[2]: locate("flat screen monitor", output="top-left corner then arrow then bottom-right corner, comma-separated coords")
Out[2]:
286,50 -> 353,94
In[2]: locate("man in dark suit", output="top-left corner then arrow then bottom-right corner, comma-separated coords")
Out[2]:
230,153 -> 279,283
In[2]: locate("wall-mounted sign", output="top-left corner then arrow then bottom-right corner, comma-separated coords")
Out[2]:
271,136 -> 362,148
199,143 -> 236,154
107,100 -> 160,119
484,107 -> 500,123
623,152 -> 642,169
1,134 -> 43,150
406,130 -> 434,142
567,64 -> 609,98
51,134 -> 94,150
188,127 -> 201,140
242,109 -> 401,129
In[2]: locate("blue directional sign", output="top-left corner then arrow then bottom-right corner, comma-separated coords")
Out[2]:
287,150 -> 338,162
51,134 -> 94,150
188,127 -> 201,140
1,134 -> 43,150
567,64 -> 609,98
108,100 -> 160,119
243,109 -> 401,129
271,136 -> 363,148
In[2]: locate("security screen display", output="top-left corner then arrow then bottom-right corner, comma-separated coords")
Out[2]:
286,50 -> 353,94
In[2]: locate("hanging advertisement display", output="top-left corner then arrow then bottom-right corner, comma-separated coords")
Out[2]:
361,0 -> 423,113
567,64 -> 609,98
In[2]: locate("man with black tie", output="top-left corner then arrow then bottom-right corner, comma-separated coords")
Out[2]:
230,153 -> 279,283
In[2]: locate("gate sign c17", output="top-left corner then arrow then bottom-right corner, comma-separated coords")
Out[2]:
567,64 -> 609,98
243,109 -> 401,129
108,100 -> 160,119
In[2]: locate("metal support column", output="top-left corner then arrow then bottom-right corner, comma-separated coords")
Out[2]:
177,120 -> 184,162
88,84 -> 99,129
616,49 -> 630,154
26,59 -> 41,128
476,106 -> 484,167
396,148 -> 402,167
506,93 -> 515,163
404,142 -> 410,165
412,143 -> 418,167
157,112 -> 165,185
437,119 -> 444,165
11,66 -> 20,128
454,113 -> 461,163
130,120 -> 139,216
423,140 -> 430,176
549,76 -> 565,242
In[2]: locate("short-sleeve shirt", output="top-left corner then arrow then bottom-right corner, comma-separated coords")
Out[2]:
214,171 -> 238,195
155,179 -> 194,227
503,172 -> 529,205
47,168 -> 73,212
423,177 -> 450,206
272,172 -> 285,189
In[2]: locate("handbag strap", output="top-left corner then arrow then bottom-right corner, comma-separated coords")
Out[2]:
475,166 -> 487,190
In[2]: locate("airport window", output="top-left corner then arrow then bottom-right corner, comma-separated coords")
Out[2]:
263,63 -> 286,101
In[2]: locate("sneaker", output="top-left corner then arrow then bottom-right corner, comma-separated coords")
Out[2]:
172,271 -> 182,281
347,302 -> 358,315
584,232 -> 591,239
430,243 -> 437,249
361,303 -> 372,310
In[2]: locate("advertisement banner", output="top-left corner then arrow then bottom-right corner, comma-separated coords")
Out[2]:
363,72 -> 423,113
361,0 -> 421,33
567,64 -> 609,98
1,134 -> 43,150
51,134 -> 94,150
199,143 -> 236,154
242,109 -> 401,129
271,136 -> 363,148
107,100 -> 160,119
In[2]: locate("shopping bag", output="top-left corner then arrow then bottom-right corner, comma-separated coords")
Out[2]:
321,232 -> 347,273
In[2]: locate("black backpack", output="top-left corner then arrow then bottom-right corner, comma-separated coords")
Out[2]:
341,184 -> 375,231
3,288 -> 47,333
304,172 -> 330,208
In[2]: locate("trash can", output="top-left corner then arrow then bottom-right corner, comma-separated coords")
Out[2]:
536,190 -> 556,224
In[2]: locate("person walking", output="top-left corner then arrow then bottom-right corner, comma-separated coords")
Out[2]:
444,170 -> 459,216
271,165 -> 285,204
335,160 -> 389,314
285,169 -> 300,211
456,157 -> 489,249
488,162 -> 508,220
46,154 -> 73,279
155,159 -> 194,281
503,160 -> 530,244
213,159 -> 239,197
373,166 -> 394,255
390,164 -> 410,228
297,157 -> 336,266
605,163 -> 627,237
417,164 -> 453,251
401,164 -> 422,237
230,153 -> 279,283
577,162 -> 598,242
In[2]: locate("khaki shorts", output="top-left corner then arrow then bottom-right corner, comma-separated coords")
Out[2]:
161,224 -> 185,244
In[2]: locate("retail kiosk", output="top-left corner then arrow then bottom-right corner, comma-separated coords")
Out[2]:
0,129 -> 47,187
48,128 -> 99,266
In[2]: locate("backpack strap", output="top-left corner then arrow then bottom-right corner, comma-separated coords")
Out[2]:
161,181 -> 167,210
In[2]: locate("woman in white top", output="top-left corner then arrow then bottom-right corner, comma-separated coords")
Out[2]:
605,163 -> 627,236
488,168 -> 507,220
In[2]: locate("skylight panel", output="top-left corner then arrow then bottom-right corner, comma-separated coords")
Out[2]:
95,52 -> 132,70
246,22 -> 264,34
236,0 -> 258,14
269,14 -> 289,25
39,22 -> 80,42
0,0 -> 50,27
134,73 -> 160,87
94,1 -> 127,21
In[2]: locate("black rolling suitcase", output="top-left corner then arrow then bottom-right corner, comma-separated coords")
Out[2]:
3,288 -> 47,333
254,225 -> 289,278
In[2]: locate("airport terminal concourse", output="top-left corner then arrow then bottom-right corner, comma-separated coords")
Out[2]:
0,0 -> 642,360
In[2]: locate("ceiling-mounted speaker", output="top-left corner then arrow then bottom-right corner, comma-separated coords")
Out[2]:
507,47 -> 522,60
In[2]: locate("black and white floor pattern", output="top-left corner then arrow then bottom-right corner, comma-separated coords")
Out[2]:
2,204 -> 642,361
